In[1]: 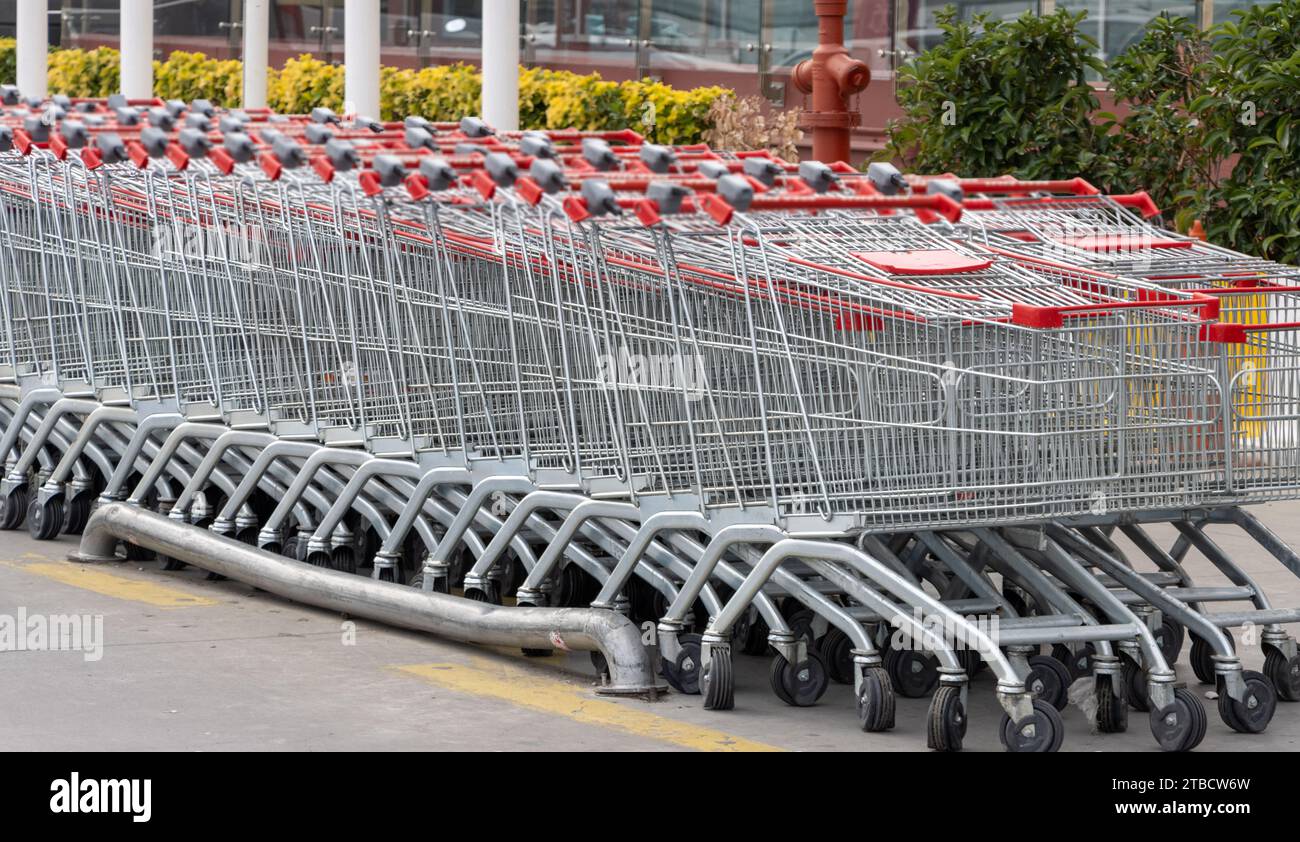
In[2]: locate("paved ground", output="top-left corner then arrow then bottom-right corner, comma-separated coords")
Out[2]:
2,504 -> 1299,752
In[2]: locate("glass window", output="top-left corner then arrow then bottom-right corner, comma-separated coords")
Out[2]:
60,0 -> 122,41
896,0 -> 1038,56
1211,0 -> 1264,23
1056,0 -> 1197,61
644,0 -> 761,72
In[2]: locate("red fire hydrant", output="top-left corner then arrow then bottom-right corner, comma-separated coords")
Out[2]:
791,0 -> 872,164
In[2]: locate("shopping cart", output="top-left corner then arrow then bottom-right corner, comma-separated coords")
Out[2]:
4,95 -> 1300,751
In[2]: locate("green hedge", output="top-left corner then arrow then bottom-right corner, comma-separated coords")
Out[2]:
0,41 -> 729,145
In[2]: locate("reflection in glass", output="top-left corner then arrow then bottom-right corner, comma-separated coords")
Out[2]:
1057,0 -> 1197,61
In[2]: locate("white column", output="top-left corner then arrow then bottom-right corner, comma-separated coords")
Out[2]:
243,0 -> 270,109
481,0 -> 520,130
343,0 -> 380,119
119,0 -> 154,99
16,0 -> 49,100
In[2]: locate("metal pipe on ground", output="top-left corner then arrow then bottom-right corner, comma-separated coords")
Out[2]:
73,503 -> 663,697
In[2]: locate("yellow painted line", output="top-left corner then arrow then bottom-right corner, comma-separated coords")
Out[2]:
393,658 -> 783,752
4,560 -> 216,608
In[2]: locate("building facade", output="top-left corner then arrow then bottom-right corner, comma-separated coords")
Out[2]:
0,1 -> 1275,156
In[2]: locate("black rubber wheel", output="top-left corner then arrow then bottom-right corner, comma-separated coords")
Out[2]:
1000,698 -> 1065,753
1026,654 -> 1072,711
331,545 -> 357,574
926,684 -> 967,752
1051,642 -> 1094,680
28,497 -> 63,541
819,627 -> 856,685
466,582 -> 500,605
770,651 -> 829,707
1123,658 -> 1151,712
661,633 -> 703,695
555,563 -> 588,607
857,666 -> 896,733
740,612 -> 771,656
786,609 -> 817,647
885,647 -> 940,698
62,494 -> 92,535
1153,616 -> 1186,666
1264,649 -> 1300,702
1190,634 -> 1230,685
956,648 -> 983,678
124,541 -> 155,562
0,487 -> 28,530
1095,673 -> 1129,734
1218,670 -> 1277,734
306,550 -> 331,568
1150,687 -> 1207,752
1002,584 -> 1033,617
702,649 -> 734,711
160,555 -> 187,571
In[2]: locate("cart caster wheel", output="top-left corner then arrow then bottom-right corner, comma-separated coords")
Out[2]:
1095,674 -> 1129,734
818,627 -> 855,685
956,648 -> 984,678
331,546 -> 356,574
1003,585 -> 1034,617
160,555 -> 187,571
124,541 -> 155,562
554,563 -> 586,607
1122,658 -> 1151,712
28,497 -> 63,540
1264,649 -> 1300,702
1154,616 -> 1185,665
62,495 -> 92,535
786,609 -> 817,647
661,633 -> 703,695
857,666 -> 895,733
1000,699 -> 1065,753
885,647 -> 939,698
305,550 -> 330,568
1190,634 -> 1230,685
926,684 -> 967,752
1051,642 -> 1094,679
466,583 -> 500,604
702,650 -> 734,711
1219,670 -> 1277,733
1150,687 -> 1206,752
0,487 -> 28,530
1026,654 -> 1072,711
741,613 -> 771,656
770,651 -> 828,707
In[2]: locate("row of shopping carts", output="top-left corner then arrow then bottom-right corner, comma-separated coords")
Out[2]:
1,90 -> 1299,751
